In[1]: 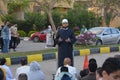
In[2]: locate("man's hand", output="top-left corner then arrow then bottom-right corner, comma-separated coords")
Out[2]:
65,38 -> 71,42
58,37 -> 63,42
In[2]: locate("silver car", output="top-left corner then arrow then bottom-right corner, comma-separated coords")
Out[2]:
89,27 -> 120,45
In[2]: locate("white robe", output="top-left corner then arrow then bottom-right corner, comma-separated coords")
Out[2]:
46,29 -> 54,47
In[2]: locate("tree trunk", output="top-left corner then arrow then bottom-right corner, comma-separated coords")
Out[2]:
102,6 -> 106,26
47,11 -> 57,34
15,7 -> 24,20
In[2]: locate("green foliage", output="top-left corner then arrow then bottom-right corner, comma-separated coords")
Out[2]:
74,31 -> 80,36
0,14 -> 16,23
25,12 -> 47,30
18,30 -> 26,37
28,31 -> 37,37
7,0 -> 29,13
65,3 -> 101,29
52,9 -> 65,27
1,12 -> 47,33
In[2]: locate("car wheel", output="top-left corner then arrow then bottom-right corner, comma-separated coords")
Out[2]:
33,37 -> 40,42
96,40 -> 102,45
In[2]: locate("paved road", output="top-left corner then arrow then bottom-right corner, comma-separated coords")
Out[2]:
9,52 -> 119,80
10,40 -> 47,52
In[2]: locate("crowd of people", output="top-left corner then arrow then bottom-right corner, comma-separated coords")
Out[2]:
0,19 -> 120,80
0,55 -> 120,80
0,21 -> 19,53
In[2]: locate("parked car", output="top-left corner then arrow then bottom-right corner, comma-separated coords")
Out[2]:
30,29 -> 47,42
88,27 -> 120,45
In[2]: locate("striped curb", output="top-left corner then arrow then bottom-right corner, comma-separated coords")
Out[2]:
5,46 -> 120,65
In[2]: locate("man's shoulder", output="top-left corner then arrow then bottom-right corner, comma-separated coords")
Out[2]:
66,65 -> 76,70
17,66 -> 30,70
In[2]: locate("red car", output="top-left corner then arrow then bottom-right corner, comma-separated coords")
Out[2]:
30,29 -> 48,42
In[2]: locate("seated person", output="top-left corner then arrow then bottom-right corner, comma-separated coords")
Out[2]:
55,66 -> 77,80
0,58 -> 14,80
82,60 -> 97,80
16,59 -> 30,80
55,58 -> 77,78
27,61 -> 45,80
102,57 -> 120,80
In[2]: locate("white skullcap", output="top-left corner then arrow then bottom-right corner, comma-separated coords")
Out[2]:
62,19 -> 68,23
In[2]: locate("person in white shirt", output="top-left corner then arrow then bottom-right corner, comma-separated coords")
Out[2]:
55,57 -> 77,79
0,58 -> 14,80
10,24 -> 18,51
16,59 -> 30,80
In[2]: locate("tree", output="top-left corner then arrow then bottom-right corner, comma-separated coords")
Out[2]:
65,3 -> 101,29
7,0 -> 30,20
89,0 -> 120,26
31,0 -> 72,33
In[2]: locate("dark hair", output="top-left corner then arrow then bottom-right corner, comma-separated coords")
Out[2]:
20,59 -> 27,66
96,67 -> 102,77
0,58 -> 6,65
80,69 -> 89,78
18,73 -> 27,80
89,58 -> 97,63
60,66 -> 68,72
88,62 -> 97,72
102,57 -> 120,75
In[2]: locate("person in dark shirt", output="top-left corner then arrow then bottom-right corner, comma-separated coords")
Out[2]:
0,25 -> 4,52
55,19 -> 76,67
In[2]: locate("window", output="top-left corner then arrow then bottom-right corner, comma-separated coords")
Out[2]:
111,29 -> 119,34
104,29 -> 111,35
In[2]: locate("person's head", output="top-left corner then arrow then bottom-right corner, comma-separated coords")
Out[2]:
114,55 -> 120,61
89,58 -> 97,63
1,25 -> 4,29
0,58 -> 6,65
80,69 -> 89,78
60,66 -> 68,72
96,67 -> 103,80
62,19 -> 69,28
63,57 -> 71,66
30,61 -> 41,72
5,21 -> 10,26
82,25 -> 85,28
102,57 -> 120,80
88,61 -> 97,73
48,25 -> 51,29
20,59 -> 27,66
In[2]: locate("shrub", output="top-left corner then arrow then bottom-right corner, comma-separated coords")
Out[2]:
18,30 -> 26,37
28,31 -> 37,37
76,32 -> 97,46
74,31 -> 80,36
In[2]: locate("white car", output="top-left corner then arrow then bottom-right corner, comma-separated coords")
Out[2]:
89,27 -> 120,45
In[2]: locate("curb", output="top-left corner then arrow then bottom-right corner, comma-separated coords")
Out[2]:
6,46 -> 120,65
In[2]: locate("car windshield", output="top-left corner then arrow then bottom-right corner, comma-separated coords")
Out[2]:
89,27 -> 105,35
39,29 -> 48,33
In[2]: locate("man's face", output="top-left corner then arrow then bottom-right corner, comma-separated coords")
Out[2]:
62,23 -> 69,28
102,70 -> 120,80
